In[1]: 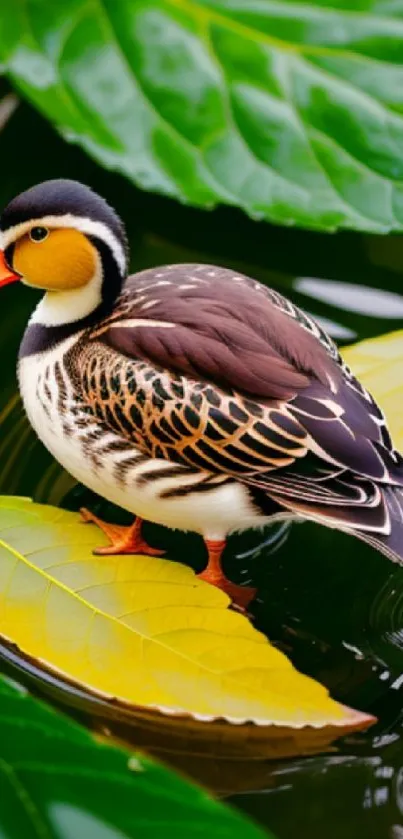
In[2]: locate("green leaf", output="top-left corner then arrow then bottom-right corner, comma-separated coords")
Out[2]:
1,0 -> 403,232
0,672 -> 269,839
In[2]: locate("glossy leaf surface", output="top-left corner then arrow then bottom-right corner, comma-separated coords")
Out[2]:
0,673 -> 268,839
1,1 -> 403,231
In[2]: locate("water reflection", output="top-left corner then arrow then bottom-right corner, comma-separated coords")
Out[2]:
295,277 -> 403,318
232,751 -> 403,839
231,518 -> 403,836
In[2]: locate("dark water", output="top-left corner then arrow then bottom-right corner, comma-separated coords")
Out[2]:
2,96 -> 403,838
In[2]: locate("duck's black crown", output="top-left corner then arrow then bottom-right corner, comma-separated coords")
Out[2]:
1,179 -> 128,255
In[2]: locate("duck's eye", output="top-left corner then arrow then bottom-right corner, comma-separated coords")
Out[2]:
29,226 -> 49,243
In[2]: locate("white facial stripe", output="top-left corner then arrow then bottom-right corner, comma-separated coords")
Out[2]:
0,213 -> 126,275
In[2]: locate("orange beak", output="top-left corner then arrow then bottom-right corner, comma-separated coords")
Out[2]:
0,250 -> 20,288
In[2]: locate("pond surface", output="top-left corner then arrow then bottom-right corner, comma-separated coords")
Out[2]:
2,101 -> 403,839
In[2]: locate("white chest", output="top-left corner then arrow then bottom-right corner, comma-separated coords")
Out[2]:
18,336 -> 154,515
18,336 -> 105,493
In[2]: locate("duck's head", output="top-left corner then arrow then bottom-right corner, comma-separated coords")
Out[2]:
0,179 -> 128,325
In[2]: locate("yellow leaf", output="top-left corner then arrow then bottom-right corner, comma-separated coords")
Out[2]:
0,496 -> 373,754
342,329 -> 403,451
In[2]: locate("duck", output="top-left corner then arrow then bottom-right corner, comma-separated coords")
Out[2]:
1,178 -> 403,610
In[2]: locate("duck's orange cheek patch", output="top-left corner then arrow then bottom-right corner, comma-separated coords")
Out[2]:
13,228 -> 97,291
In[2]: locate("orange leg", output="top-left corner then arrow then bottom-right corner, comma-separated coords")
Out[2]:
80,509 -> 165,557
198,539 -> 256,610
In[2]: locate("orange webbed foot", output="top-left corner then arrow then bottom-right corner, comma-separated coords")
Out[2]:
198,539 -> 256,611
80,508 -> 165,557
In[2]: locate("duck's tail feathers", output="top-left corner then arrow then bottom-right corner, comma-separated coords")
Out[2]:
350,485 -> 403,565
263,478 -> 403,564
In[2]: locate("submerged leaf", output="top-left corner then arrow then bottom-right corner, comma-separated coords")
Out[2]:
0,673 -> 269,839
0,497 -> 373,753
343,329 -> 403,452
1,1 -> 403,232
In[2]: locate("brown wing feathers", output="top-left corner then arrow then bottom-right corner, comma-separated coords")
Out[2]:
98,265 -> 339,401
78,263 -> 403,564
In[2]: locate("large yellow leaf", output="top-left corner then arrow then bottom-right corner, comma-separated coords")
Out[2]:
343,329 -> 403,451
0,496 -> 373,758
